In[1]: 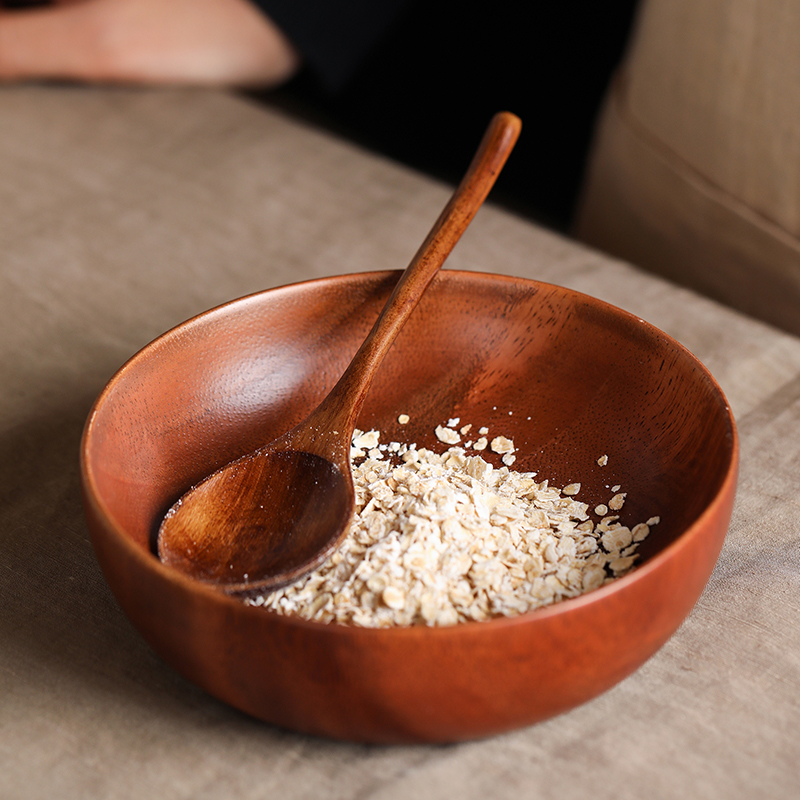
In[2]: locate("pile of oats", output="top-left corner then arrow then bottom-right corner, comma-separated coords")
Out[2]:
247,420 -> 659,627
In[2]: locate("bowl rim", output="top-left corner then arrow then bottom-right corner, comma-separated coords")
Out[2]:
80,269 -> 740,637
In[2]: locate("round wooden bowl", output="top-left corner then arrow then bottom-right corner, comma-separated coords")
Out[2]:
80,270 -> 738,744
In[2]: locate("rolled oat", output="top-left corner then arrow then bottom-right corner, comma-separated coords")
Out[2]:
247,423 -> 658,627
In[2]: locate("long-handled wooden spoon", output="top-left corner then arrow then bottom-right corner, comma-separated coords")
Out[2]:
157,111 -> 522,594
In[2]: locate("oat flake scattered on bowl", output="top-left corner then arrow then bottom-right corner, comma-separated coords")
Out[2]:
247,424 -> 658,627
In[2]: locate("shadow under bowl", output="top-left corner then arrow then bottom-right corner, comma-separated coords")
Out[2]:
80,270 -> 738,744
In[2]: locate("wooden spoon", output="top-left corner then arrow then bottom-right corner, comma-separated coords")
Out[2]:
156,111 -> 522,594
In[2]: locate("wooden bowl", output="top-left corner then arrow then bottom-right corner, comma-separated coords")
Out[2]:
80,270 -> 738,743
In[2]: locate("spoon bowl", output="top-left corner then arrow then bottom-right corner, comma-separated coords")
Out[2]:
159,450 -> 352,587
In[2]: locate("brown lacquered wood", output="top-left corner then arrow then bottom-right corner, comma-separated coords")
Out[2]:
81,270 -> 738,744
156,111 -> 522,594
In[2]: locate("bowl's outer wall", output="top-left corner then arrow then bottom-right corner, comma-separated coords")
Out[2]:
82,271 -> 738,743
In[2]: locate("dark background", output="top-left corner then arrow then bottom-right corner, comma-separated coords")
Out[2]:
271,1 -> 641,230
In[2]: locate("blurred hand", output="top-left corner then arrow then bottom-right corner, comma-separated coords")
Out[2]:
0,0 -> 301,87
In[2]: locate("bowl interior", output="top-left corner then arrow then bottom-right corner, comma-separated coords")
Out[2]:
84,270 -> 735,570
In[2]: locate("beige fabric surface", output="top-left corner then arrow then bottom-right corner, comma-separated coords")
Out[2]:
1,85 -> 798,799
575,0 -> 800,336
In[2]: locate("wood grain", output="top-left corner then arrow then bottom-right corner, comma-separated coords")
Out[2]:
81,270 -> 738,743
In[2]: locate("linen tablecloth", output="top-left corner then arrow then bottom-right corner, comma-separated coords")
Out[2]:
1,86 -> 797,799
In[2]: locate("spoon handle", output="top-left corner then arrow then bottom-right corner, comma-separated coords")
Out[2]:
313,111 -> 522,436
